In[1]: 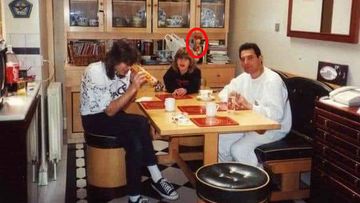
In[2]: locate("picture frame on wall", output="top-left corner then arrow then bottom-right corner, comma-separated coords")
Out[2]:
317,61 -> 348,86
8,0 -> 33,18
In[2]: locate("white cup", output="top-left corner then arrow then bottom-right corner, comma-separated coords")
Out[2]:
164,98 -> 176,112
199,89 -> 213,100
206,102 -> 219,117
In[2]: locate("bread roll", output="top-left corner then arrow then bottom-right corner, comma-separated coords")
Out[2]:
130,64 -> 158,85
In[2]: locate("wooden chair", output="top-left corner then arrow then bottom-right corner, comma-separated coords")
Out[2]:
255,77 -> 333,201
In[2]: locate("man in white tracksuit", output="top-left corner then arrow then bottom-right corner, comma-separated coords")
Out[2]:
218,43 -> 292,167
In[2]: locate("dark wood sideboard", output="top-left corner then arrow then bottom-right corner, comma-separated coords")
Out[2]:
0,95 -> 41,203
312,100 -> 360,203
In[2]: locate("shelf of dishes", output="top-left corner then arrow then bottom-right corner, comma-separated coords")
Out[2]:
67,0 -> 227,29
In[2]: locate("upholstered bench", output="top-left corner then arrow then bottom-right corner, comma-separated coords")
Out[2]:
85,132 -> 127,202
195,163 -> 271,203
255,77 -> 333,201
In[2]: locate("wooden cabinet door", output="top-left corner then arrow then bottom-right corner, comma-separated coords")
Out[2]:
202,66 -> 235,88
72,92 -> 84,133
195,0 -> 229,33
106,0 -> 152,33
65,0 -> 105,32
153,0 -> 196,33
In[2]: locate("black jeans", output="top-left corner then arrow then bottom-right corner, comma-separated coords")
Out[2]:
82,111 -> 157,195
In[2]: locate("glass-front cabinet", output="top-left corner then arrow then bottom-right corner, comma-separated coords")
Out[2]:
196,0 -> 229,32
153,0 -> 195,33
106,0 -> 151,32
66,0 -> 105,32
65,0 -> 229,35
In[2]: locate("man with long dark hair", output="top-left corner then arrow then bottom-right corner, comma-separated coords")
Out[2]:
80,39 -> 179,203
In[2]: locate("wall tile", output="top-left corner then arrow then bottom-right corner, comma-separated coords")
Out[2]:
26,34 -> 41,48
9,33 -> 26,47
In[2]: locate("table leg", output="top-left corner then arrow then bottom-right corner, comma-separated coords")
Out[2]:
157,137 -> 179,164
203,132 -> 219,165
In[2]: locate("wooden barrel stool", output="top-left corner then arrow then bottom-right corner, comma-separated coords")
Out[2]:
196,163 -> 270,203
85,132 -> 127,202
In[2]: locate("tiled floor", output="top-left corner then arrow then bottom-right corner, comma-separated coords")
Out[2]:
66,140 -> 202,203
66,140 -> 308,203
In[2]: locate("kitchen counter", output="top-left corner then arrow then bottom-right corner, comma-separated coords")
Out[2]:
0,82 -> 41,121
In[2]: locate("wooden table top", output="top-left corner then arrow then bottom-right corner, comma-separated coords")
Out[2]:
137,86 -> 280,136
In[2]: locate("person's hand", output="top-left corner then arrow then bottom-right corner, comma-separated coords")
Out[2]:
172,88 -> 187,96
130,72 -> 146,91
235,94 -> 253,110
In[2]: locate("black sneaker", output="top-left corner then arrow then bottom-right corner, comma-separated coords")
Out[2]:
128,196 -> 149,203
151,178 -> 179,200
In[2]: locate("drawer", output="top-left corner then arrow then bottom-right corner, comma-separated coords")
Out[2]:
315,107 -> 360,130
314,141 -> 360,177
313,155 -> 360,192
312,167 -> 360,203
316,128 -> 360,160
316,115 -> 360,144
202,68 -> 235,88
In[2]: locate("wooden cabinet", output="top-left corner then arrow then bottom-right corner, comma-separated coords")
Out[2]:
0,96 -> 40,203
64,0 -> 233,142
200,64 -> 235,88
65,0 -> 229,39
312,100 -> 360,203
65,64 -> 235,141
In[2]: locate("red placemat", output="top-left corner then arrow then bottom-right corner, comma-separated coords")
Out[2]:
140,101 -> 165,110
178,105 -> 206,115
155,93 -> 192,101
191,116 -> 239,127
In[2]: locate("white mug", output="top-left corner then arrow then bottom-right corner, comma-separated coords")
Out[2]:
164,98 -> 176,112
206,102 -> 219,117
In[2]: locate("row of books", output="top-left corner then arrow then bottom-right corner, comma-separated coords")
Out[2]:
68,41 -> 106,65
68,41 -> 105,56
207,40 -> 230,64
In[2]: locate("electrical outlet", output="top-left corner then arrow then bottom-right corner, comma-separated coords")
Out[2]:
275,23 -> 280,32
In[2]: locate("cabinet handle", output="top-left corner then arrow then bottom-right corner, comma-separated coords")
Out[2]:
147,4 -> 151,7
197,4 -> 201,8
154,3 -> 158,7
216,74 -> 220,77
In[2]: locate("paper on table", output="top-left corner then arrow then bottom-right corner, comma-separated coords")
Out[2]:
135,97 -> 153,102
171,113 -> 193,126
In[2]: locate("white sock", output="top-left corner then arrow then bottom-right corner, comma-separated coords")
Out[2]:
129,195 -> 140,202
147,165 -> 162,182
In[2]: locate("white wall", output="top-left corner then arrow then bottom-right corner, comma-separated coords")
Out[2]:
3,0 -> 43,80
228,0 -> 360,86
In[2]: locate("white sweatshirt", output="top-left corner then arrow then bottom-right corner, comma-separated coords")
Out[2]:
218,67 -> 292,139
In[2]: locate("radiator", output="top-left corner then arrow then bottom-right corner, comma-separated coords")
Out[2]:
47,82 -> 63,180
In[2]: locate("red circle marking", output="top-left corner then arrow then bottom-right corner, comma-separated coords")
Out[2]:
185,27 -> 209,59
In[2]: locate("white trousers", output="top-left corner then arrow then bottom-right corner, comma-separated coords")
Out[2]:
218,131 -> 285,167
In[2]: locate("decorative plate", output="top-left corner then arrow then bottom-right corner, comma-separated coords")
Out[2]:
319,65 -> 337,80
158,8 -> 167,21
136,7 -> 146,21
201,8 -> 217,27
